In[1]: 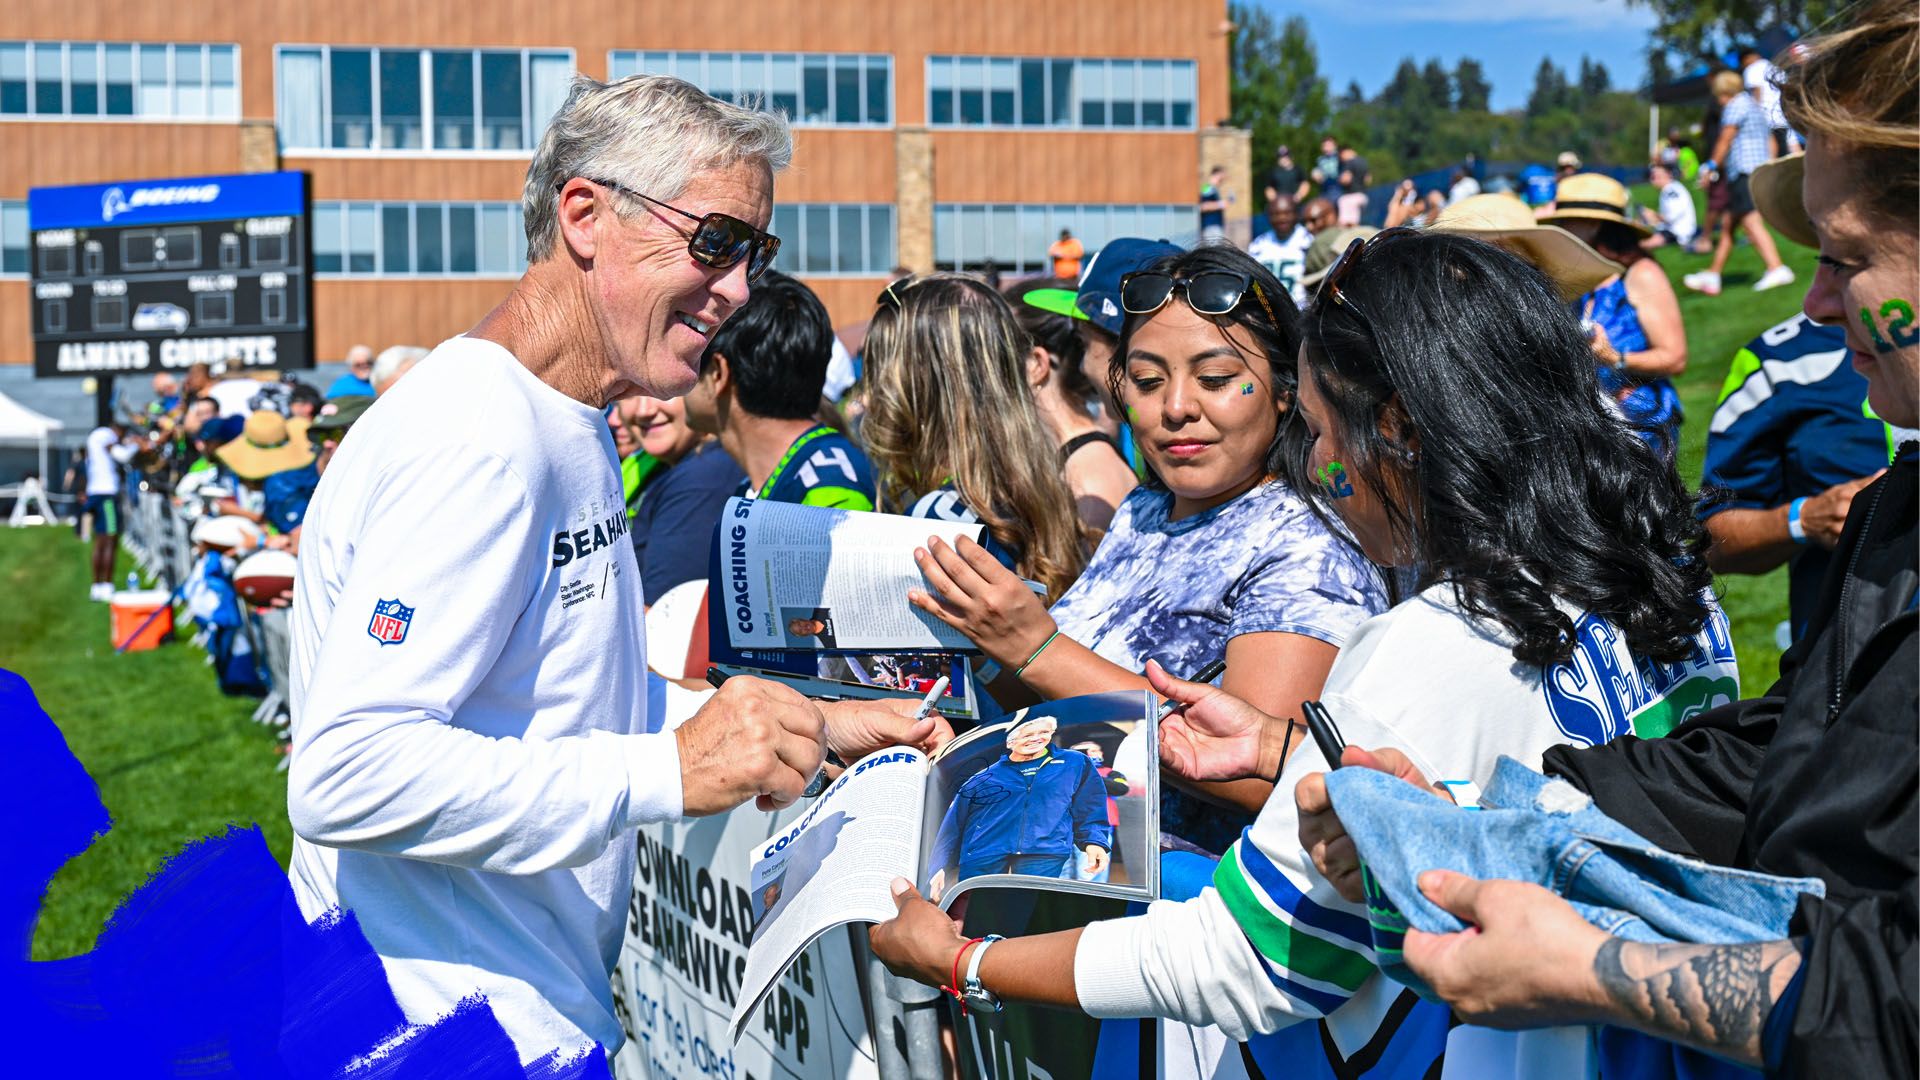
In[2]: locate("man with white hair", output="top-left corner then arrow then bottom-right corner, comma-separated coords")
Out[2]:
288,75 -> 943,1064
369,344 -> 428,395
327,344 -> 376,398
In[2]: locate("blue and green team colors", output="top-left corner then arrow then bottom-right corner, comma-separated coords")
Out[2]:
758,425 -> 876,511
1213,833 -> 1377,1015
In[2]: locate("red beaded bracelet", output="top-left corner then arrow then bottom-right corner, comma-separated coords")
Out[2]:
941,936 -> 985,1016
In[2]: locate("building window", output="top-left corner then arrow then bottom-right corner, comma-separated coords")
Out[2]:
608,51 -> 891,126
276,46 -> 573,152
933,204 -> 1193,273
926,55 -> 1195,130
764,204 -> 895,276
1,200 -> 28,275
0,41 -> 238,120
312,200 -> 527,276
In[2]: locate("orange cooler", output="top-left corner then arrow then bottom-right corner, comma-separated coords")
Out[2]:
111,589 -> 175,652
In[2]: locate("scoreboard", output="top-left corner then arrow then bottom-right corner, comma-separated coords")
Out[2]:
27,171 -> 312,379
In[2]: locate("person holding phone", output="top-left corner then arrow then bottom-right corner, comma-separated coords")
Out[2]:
870,228 -> 1738,1076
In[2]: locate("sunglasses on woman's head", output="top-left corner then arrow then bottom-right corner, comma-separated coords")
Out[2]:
1119,269 -> 1279,327
1313,226 -> 1417,334
578,178 -> 781,283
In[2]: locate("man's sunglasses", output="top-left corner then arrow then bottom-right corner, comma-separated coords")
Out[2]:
1312,226 -> 1417,334
1119,269 -> 1279,327
579,178 -> 780,283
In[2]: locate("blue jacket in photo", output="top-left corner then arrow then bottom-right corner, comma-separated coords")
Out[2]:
931,748 -> 1113,880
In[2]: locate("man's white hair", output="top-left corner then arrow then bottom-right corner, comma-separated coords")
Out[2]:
523,75 -> 792,262
371,345 -> 429,394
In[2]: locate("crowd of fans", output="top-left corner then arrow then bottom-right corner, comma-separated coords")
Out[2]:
60,4 -> 1915,1074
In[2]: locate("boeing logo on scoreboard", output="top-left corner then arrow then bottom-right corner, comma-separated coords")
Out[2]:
29,171 -> 303,230
100,183 -> 223,222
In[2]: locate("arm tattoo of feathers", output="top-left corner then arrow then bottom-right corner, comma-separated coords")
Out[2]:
1592,937 -> 1802,1063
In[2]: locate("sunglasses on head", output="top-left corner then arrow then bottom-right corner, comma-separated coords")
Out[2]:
578,178 -> 781,283
1313,226 -> 1417,335
1119,269 -> 1279,327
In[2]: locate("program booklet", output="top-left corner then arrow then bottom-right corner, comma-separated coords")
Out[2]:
728,690 -> 1160,1043
705,496 -> 1009,721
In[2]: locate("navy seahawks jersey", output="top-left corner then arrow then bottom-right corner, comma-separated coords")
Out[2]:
756,426 -> 876,511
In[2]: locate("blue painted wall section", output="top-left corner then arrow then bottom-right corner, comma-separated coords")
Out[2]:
0,669 -> 610,1078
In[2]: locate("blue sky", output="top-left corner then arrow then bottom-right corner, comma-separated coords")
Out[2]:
1256,0 -> 1661,111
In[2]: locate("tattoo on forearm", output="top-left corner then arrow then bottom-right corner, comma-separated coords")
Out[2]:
1592,937 -> 1802,1064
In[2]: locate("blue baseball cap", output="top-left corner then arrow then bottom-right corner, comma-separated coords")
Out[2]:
1019,237 -> 1184,336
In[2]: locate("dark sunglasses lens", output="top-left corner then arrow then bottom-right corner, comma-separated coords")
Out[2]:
747,237 -> 778,282
690,215 -> 752,266
1186,272 -> 1246,315
1120,273 -> 1174,314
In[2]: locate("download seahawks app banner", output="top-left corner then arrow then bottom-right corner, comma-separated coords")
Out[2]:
612,804 -> 878,1080
26,171 -> 313,377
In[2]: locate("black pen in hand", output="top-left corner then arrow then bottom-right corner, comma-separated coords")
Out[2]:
1154,658 -> 1227,721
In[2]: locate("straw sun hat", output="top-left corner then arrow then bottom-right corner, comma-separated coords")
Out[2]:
1541,173 -> 1654,239
1430,192 -> 1625,300
214,409 -> 316,480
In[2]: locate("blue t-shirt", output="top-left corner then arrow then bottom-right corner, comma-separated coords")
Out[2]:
1198,184 -> 1225,230
754,425 -> 877,510
326,373 -> 376,398
1584,276 -> 1683,457
632,440 -> 747,606
1048,480 -> 1389,855
1701,313 -> 1899,637
262,463 -> 321,534
1521,165 -> 1557,206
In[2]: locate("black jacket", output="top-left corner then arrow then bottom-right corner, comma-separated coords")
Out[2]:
1544,445 -> 1917,1078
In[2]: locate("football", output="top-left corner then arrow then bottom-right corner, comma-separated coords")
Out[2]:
233,548 -> 297,605
190,514 -> 264,553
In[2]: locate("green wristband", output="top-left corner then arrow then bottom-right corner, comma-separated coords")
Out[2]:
1013,630 -> 1062,679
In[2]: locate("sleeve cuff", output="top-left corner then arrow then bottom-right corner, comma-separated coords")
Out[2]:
1074,916 -> 1160,1018
620,730 -> 685,826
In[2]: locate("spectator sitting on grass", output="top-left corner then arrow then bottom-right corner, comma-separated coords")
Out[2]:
1636,160 -> 1702,251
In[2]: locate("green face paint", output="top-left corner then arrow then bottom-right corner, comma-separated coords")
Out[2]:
1315,461 -> 1354,498
1125,405 -> 1139,424
1239,382 -> 1255,395
1866,299 -> 1919,353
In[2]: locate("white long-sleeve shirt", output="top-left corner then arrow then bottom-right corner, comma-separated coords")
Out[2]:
1073,583 -> 1739,1076
288,336 -> 683,1064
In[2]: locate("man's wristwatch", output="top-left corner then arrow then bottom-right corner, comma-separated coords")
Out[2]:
961,934 -> 1005,1014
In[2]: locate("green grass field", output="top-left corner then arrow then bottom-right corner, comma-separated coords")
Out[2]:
4,212 -> 1812,962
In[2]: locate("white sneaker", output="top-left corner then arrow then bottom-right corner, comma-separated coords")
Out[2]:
1683,271 -> 1723,296
89,582 -> 111,602
1754,265 -> 1797,291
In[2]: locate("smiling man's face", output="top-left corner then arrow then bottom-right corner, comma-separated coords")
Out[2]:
590,160 -> 773,399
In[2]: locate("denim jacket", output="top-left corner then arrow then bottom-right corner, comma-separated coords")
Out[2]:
1326,756 -> 1825,1001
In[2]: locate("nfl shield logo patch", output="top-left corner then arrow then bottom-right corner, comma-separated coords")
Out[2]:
368,598 -> 414,646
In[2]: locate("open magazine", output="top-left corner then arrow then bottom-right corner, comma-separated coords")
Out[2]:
729,690 -> 1159,1043
706,496 -> 1017,721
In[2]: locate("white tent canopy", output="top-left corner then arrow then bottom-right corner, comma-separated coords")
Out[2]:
0,389 -> 66,485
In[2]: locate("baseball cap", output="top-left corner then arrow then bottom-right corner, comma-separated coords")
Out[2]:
1021,237 -> 1185,335
1556,150 -> 1582,169
308,394 -> 375,437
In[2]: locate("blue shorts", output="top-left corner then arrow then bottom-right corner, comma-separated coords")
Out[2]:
86,494 -> 120,536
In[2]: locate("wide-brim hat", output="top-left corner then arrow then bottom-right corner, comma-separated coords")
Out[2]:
1299,226 -> 1382,290
1431,192 -> 1625,301
1750,152 -> 1816,249
216,409 -> 315,480
1541,173 -> 1653,238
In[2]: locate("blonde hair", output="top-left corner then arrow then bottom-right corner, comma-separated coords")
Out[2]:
522,75 -> 792,261
860,274 -> 1087,602
1709,70 -> 1743,100
1779,0 -> 1918,227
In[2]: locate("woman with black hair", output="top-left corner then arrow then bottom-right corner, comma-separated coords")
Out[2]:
1545,174 -> 1690,458
870,231 -> 1738,1077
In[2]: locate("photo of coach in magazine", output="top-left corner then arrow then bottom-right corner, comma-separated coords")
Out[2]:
925,716 -> 1114,903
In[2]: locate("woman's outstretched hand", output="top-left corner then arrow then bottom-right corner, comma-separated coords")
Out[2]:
1151,659 -> 1287,783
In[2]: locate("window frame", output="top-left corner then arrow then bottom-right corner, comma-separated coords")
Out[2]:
0,40 -> 240,123
275,44 -> 575,157
924,54 -> 1197,132
758,202 -> 895,278
310,199 -> 528,280
931,202 -> 1194,273
0,199 -> 30,277
606,49 -> 894,129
